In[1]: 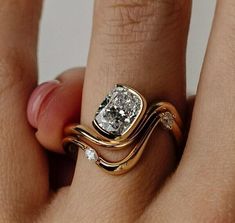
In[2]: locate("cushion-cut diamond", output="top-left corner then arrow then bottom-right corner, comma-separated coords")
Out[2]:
94,85 -> 142,138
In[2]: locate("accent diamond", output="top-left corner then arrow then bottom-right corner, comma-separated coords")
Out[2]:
160,112 -> 174,130
94,85 -> 142,137
84,147 -> 98,161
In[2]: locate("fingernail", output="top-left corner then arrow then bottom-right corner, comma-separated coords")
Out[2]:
27,80 -> 60,128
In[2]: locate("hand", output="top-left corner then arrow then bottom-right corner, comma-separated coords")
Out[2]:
0,1 -> 234,222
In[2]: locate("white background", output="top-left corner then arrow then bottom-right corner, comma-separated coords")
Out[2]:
39,0 -> 216,93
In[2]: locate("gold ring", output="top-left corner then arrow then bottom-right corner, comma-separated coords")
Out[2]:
63,84 -> 183,175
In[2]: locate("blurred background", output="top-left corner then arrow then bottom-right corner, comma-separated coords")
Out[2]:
39,0 -> 216,93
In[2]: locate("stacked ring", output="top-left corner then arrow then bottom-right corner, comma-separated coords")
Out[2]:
63,84 -> 183,175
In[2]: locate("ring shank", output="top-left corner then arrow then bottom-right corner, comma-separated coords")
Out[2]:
63,102 -> 183,175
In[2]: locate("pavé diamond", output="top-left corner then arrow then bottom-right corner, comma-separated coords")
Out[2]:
160,112 -> 174,130
85,147 -> 98,161
94,85 -> 142,137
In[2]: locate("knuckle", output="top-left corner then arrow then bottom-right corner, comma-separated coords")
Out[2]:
95,0 -> 190,58
103,0 -> 159,42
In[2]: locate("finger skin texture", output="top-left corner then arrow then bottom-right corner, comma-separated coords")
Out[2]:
0,0 -> 48,222
143,1 -> 235,222
29,68 -> 85,152
49,0 -> 192,222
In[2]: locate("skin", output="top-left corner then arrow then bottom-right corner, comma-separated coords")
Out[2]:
0,0 -> 234,222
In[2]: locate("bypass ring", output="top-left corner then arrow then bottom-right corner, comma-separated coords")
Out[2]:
63,84 -> 183,175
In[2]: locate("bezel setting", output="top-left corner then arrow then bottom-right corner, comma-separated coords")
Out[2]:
63,86 -> 183,175
93,84 -> 146,140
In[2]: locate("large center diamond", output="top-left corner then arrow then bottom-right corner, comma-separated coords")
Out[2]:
94,85 -> 142,138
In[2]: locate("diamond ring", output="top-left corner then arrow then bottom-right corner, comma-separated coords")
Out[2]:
63,84 -> 183,175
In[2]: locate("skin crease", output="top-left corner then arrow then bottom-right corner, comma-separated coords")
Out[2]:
0,0 -> 234,223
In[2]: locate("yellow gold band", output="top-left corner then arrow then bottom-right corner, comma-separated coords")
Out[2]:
63,85 -> 183,175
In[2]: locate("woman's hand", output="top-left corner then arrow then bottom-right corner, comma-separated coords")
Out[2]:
0,0 -> 234,222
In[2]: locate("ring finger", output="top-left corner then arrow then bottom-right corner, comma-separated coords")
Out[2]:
67,0 -> 191,221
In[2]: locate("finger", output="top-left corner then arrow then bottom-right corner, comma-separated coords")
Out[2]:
0,0 -> 48,220
146,1 -> 235,221
70,0 -> 191,221
27,68 -> 85,153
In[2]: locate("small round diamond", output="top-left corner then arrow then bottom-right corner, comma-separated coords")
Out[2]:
84,147 -> 98,161
160,112 -> 174,130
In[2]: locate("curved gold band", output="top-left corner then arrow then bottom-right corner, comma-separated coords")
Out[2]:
63,99 -> 183,175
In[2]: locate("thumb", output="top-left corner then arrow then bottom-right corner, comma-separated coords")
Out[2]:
27,67 -> 85,152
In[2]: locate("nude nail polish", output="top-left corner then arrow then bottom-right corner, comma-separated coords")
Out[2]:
27,80 -> 60,128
